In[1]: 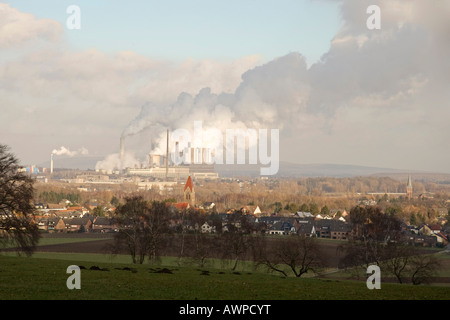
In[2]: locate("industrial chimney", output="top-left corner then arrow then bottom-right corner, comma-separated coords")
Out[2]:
165,129 -> 169,181
120,136 -> 125,171
50,153 -> 54,174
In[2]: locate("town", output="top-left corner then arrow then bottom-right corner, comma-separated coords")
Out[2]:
31,169 -> 450,249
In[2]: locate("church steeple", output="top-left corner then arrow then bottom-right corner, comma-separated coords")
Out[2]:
184,175 -> 195,206
406,175 -> 413,200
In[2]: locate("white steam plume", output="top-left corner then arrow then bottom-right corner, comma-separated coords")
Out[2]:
97,0 -> 450,173
52,146 -> 89,157
119,53 -> 308,157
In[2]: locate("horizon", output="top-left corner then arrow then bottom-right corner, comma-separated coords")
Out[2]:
24,154 -> 450,179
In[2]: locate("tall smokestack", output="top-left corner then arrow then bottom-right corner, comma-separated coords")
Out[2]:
165,129 -> 169,181
50,153 -> 54,174
120,136 -> 125,171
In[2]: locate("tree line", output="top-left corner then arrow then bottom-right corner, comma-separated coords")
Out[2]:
36,190 -> 82,205
110,196 -> 442,284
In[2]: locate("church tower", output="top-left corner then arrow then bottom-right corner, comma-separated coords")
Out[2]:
184,175 -> 195,207
406,175 -> 413,200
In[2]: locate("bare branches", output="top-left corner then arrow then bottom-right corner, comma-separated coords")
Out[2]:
253,235 -> 323,278
340,205 -> 442,284
111,196 -> 172,264
0,144 -> 40,256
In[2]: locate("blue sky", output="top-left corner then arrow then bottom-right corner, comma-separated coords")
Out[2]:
5,0 -> 342,64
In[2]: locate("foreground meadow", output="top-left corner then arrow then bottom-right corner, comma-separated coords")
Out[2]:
0,252 -> 449,300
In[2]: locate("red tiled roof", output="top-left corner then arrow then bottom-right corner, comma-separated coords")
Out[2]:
173,202 -> 190,210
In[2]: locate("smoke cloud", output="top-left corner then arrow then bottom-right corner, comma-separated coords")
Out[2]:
52,146 -> 89,157
109,0 -> 450,173
94,152 -> 139,173
119,53 -> 308,157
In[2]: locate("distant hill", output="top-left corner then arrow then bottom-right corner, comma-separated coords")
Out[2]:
38,156 -> 448,181
214,162 -> 413,178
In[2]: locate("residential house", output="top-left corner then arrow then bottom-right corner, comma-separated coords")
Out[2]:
330,209 -> 348,220
201,202 -> 216,211
240,205 -> 262,216
172,202 -> 191,212
407,225 -> 419,234
295,211 -> 314,218
295,222 -> 316,237
329,221 -> 351,240
408,233 -> 439,247
34,203 -> 45,209
201,222 -> 215,234
65,217 -> 92,233
419,224 -> 432,236
429,224 -> 442,234
314,220 -> 350,240
47,203 -> 67,211
315,214 -> 332,220
57,210 -> 84,219
37,217 -> 66,232
91,217 -> 116,233
431,232 -> 447,246
50,217 -> 66,232
267,221 -> 295,235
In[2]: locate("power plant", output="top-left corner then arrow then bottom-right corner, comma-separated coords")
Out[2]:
99,132 -> 218,181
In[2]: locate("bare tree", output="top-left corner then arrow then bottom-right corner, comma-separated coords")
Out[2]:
219,231 -> 249,271
189,232 -> 214,268
111,197 -> 171,264
218,213 -> 257,271
255,235 -> 323,277
341,205 -> 441,284
382,244 -> 442,285
409,253 -> 441,285
341,205 -> 403,267
176,207 -> 188,265
381,243 -> 414,284
184,208 -> 214,267
0,144 -> 40,256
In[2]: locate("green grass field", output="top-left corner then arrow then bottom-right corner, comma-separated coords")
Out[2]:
1,252 -> 450,300
1,235 -> 450,300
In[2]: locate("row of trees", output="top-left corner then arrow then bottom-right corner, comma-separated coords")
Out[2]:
36,190 -> 82,205
109,196 -> 322,276
270,201 -> 329,215
110,196 -> 442,284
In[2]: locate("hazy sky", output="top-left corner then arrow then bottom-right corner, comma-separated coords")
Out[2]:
4,0 -> 341,63
1,0 -> 450,173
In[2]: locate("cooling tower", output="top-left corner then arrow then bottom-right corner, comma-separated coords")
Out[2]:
150,154 -> 161,167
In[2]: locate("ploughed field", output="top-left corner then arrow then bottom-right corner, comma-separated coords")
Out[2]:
30,233 -> 450,284
32,233 -> 347,268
